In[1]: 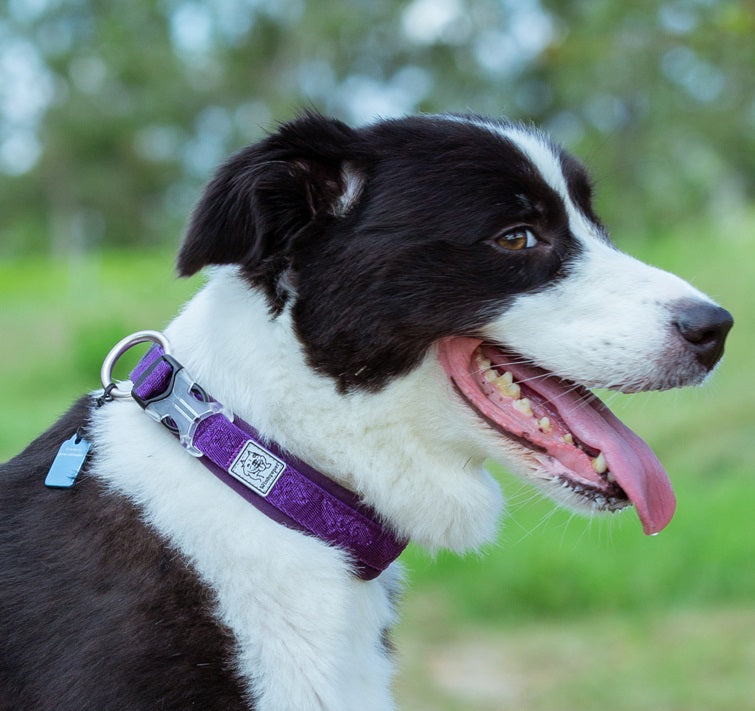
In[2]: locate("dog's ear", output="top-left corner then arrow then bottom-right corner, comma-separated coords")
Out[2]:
177,112 -> 369,278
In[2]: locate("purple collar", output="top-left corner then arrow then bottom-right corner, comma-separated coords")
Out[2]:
129,345 -> 407,580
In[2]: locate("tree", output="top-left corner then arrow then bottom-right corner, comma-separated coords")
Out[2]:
1,0 -> 752,255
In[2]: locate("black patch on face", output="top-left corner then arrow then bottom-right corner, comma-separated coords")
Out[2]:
179,113 -> 599,391
0,398 -> 253,709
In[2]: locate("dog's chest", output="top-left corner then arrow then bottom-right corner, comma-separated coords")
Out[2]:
91,401 -> 400,710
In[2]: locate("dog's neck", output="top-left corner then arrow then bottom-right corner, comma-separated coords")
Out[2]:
164,267 -> 503,553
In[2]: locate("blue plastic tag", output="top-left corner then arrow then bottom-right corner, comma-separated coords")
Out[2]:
44,432 -> 92,488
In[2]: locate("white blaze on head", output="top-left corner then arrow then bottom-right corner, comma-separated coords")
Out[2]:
499,123 -> 604,243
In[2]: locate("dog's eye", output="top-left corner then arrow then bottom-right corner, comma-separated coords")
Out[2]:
494,227 -> 538,251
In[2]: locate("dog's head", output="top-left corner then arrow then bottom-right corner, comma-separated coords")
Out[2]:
178,112 -> 732,538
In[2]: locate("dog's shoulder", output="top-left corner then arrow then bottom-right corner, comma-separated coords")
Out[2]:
0,397 -> 251,710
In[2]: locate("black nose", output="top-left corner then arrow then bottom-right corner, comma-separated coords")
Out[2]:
673,300 -> 733,370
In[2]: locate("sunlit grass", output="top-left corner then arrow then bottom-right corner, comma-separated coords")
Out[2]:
395,606 -> 755,711
0,250 -> 202,458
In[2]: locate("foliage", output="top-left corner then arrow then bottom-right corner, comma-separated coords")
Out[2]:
1,0 -> 754,255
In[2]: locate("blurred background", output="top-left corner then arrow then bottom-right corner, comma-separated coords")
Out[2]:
1,0 -> 753,709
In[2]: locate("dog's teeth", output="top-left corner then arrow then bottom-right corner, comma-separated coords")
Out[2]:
484,369 -> 497,382
477,356 -> 492,371
513,398 -> 533,417
538,417 -> 551,432
495,377 -> 521,399
499,371 -> 513,385
561,433 -> 574,445
592,452 -> 608,475
606,471 -> 616,484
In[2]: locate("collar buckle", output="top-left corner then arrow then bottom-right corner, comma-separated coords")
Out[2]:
132,353 -> 232,457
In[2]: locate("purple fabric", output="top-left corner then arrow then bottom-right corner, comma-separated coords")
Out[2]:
130,345 -> 171,393
130,347 -> 407,579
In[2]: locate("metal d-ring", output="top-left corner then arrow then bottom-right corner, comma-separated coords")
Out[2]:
100,330 -> 172,399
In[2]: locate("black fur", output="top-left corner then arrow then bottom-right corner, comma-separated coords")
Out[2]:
0,398 -> 250,710
179,113 -> 587,391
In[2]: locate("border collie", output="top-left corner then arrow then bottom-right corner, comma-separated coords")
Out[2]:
0,112 -> 732,710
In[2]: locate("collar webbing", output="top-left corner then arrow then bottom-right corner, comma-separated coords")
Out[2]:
129,345 -> 407,580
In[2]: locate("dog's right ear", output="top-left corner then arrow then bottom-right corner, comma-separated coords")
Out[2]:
176,113 -> 370,280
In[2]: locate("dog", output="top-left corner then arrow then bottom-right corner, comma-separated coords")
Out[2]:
0,112 -> 733,710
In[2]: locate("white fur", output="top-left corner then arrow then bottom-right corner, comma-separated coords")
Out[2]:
89,267 -> 503,709
92,396 -> 401,710
333,163 -> 365,216
488,240 -> 715,391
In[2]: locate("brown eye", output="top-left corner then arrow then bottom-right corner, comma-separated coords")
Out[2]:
494,227 -> 538,251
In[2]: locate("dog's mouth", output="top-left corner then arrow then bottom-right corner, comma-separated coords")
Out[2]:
438,337 -> 676,535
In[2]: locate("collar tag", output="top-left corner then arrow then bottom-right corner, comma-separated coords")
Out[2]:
228,440 -> 286,497
45,432 -> 92,488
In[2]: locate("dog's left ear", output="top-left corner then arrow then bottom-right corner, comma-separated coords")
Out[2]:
177,112 -> 369,279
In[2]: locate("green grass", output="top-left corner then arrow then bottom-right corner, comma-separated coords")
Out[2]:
401,464 -> 755,622
1,217 -> 754,709
395,606 -> 755,710
0,251 -> 202,457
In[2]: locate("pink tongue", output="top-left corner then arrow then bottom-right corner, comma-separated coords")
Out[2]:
532,369 -> 676,534
439,338 -> 676,535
